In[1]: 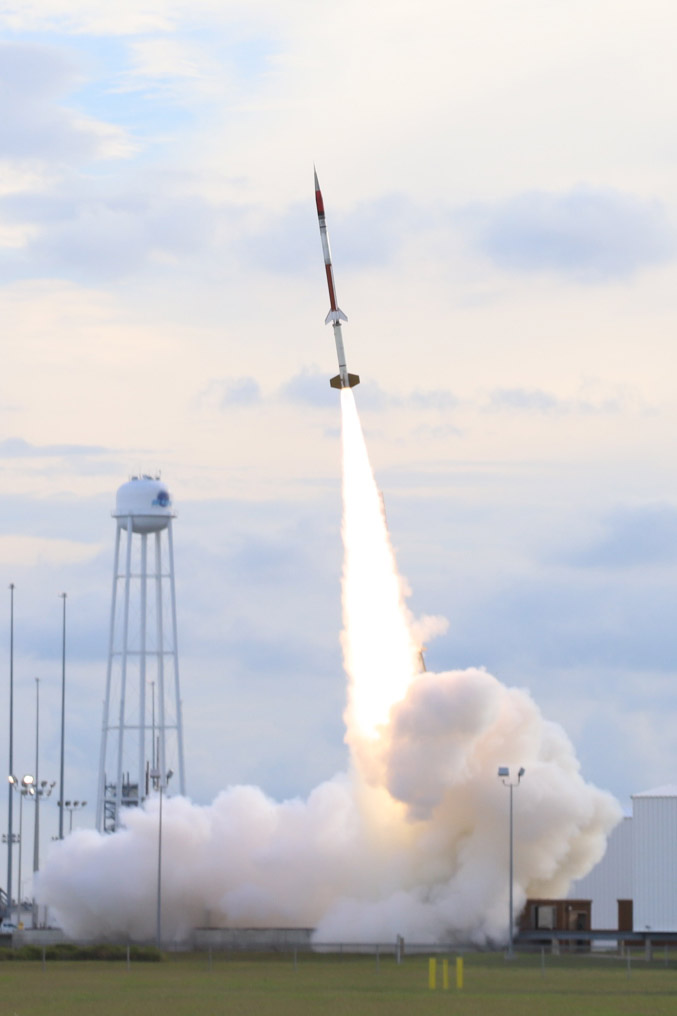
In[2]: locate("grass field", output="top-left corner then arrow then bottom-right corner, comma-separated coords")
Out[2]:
2,950 -> 677,1016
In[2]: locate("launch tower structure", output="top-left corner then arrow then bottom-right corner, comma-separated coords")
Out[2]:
96,476 -> 186,833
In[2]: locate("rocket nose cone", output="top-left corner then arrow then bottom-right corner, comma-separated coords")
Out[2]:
314,171 -> 325,215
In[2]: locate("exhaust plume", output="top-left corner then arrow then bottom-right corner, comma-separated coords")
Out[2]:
37,390 -> 620,943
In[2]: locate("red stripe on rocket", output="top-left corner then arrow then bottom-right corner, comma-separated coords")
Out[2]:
314,168 -> 348,326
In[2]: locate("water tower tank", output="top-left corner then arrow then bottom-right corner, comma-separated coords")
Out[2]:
114,475 -> 173,533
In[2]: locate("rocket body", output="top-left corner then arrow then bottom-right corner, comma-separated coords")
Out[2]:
314,170 -> 360,390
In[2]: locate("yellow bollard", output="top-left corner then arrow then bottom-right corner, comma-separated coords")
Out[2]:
428,957 -> 437,989
442,958 -> 449,989
456,956 -> 464,989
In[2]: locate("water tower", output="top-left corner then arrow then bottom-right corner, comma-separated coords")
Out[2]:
96,475 -> 186,833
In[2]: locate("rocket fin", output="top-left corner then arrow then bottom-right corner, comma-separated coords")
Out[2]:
330,373 -> 360,389
325,308 -> 348,325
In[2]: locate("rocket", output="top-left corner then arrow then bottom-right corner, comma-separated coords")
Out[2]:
314,168 -> 360,390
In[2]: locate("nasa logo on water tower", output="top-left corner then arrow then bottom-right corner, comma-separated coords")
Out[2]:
114,475 -> 174,534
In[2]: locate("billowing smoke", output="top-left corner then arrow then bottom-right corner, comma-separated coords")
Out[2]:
37,390 -> 620,943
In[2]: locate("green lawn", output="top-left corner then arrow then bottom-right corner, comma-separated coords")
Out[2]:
2,950 -> 677,1016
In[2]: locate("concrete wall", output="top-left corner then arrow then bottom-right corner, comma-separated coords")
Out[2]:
5,928 -> 69,948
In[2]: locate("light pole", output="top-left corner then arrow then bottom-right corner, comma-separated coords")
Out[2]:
10,775 -> 35,928
6,583 -> 15,919
2,831 -> 18,918
498,765 -> 525,958
32,778 -> 55,928
58,593 -> 67,840
150,768 -> 173,950
59,800 -> 87,833
33,677 -> 40,926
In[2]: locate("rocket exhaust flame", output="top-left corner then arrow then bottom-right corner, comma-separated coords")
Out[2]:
37,384 -> 621,946
339,388 -> 420,743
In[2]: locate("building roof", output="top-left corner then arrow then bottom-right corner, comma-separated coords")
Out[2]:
632,785 -> 677,799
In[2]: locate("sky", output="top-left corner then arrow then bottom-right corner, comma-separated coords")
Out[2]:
1,0 -> 677,875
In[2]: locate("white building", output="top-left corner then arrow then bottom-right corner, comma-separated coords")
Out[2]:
568,786 -> 677,933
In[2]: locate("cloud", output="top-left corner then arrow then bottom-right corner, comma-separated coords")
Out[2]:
215,377 -> 262,407
0,167 -> 422,291
0,437 -> 110,457
0,533 -> 101,568
243,192 -> 418,277
459,188 -> 675,281
564,504 -> 677,570
487,388 -> 560,413
0,42 -> 132,163
328,193 -> 419,269
0,0 -> 287,38
439,572 -> 677,680
279,366 -> 336,408
0,491 -> 111,541
350,382 -> 391,413
11,176 -> 672,291
1,183 -> 223,281
115,37 -> 219,98
278,369 -> 458,414
412,422 -> 463,440
409,389 -> 459,411
242,202 -> 317,275
358,388 -> 461,414
0,192 -> 79,224
485,387 -> 624,415
0,1 -> 178,35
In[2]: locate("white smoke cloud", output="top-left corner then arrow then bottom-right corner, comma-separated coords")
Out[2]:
37,389 -> 620,944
